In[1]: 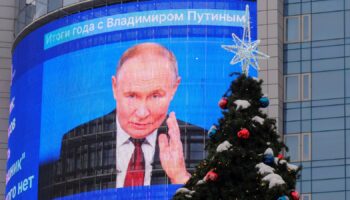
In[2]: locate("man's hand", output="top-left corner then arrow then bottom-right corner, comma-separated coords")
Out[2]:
158,112 -> 191,184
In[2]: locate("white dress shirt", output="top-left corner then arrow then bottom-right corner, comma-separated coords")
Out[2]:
116,118 -> 158,188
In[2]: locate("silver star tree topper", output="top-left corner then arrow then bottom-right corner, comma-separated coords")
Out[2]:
222,5 -> 269,76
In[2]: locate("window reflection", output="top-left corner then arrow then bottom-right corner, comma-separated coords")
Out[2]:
284,15 -> 311,43
312,12 -> 344,41
312,131 -> 344,160
285,16 -> 300,42
47,0 -> 62,12
302,74 -> 310,100
302,133 -> 311,161
312,71 -> 344,100
285,134 -> 300,162
284,133 -> 311,162
302,15 -> 310,41
285,75 -> 299,101
301,193 -> 311,200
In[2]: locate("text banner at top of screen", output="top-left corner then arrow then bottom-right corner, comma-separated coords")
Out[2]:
44,9 -> 246,49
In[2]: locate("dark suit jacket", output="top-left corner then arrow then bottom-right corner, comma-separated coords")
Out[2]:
39,110 -> 206,199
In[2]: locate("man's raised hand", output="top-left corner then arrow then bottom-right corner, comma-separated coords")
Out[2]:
158,112 -> 191,184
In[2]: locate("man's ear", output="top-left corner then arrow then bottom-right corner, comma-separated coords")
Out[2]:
171,76 -> 181,99
112,75 -> 118,100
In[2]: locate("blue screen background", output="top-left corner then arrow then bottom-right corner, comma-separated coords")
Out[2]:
41,37 -> 258,163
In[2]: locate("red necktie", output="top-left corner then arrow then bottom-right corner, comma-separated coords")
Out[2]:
124,138 -> 145,187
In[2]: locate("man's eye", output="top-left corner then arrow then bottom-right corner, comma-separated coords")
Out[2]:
127,94 -> 136,98
152,94 -> 160,98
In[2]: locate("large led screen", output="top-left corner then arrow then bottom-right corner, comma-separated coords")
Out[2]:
7,0 -> 257,199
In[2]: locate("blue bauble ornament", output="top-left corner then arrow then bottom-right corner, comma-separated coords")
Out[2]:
208,125 -> 217,138
264,154 -> 274,165
259,96 -> 269,108
277,196 -> 289,200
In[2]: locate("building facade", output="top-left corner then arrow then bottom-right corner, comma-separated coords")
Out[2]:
0,0 -> 15,199
282,0 -> 350,199
0,0 -> 349,199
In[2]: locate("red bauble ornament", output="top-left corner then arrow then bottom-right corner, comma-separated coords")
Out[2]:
204,170 -> 219,181
237,128 -> 250,139
290,191 -> 300,200
218,97 -> 228,109
277,154 -> 284,159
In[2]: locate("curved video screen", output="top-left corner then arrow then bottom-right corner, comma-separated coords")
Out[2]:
7,0 -> 256,199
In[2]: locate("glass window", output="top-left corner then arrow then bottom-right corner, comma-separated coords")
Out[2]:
285,0 -> 301,3
312,117 -> 345,132
26,0 -> 35,4
302,133 -> 311,161
285,3 -> 301,16
285,16 -> 300,43
285,49 -> 301,62
312,58 -> 344,72
312,45 -> 344,60
302,74 -> 310,100
35,0 -> 48,19
346,11 -> 350,38
302,168 -> 311,181
313,192 -> 345,200
346,70 -> 350,97
284,61 -> 301,74
19,0 -> 26,10
312,131 -> 345,160
284,133 -> 311,162
302,2 -> 311,14
285,108 -> 301,121
312,105 -> 344,119
285,134 -> 300,162
347,168 -> 350,180
25,4 -> 35,25
285,74 -> 311,102
312,71 -> 344,100
301,193 -> 311,200
285,121 -> 301,134
301,61 -> 311,73
312,0 -> 344,13
346,105 -> 350,116
285,75 -> 300,101
302,15 -> 311,41
302,120 -> 311,132
47,0 -> 62,12
284,15 -> 311,43
301,48 -> 310,60
312,180 -> 345,193
302,108 -> 311,119
63,0 -> 79,6
313,166 -> 345,179
312,12 -> 344,41
301,181 -> 311,193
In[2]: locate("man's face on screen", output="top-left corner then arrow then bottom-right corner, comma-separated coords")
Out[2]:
112,54 -> 179,139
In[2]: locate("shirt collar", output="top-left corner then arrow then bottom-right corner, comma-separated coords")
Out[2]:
116,117 -> 158,148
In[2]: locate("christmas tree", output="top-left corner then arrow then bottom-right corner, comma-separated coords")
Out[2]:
173,74 -> 300,200
173,5 -> 300,200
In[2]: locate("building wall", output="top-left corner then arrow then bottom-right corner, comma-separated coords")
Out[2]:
257,0 -> 285,135
283,0 -> 350,199
0,0 -> 15,199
